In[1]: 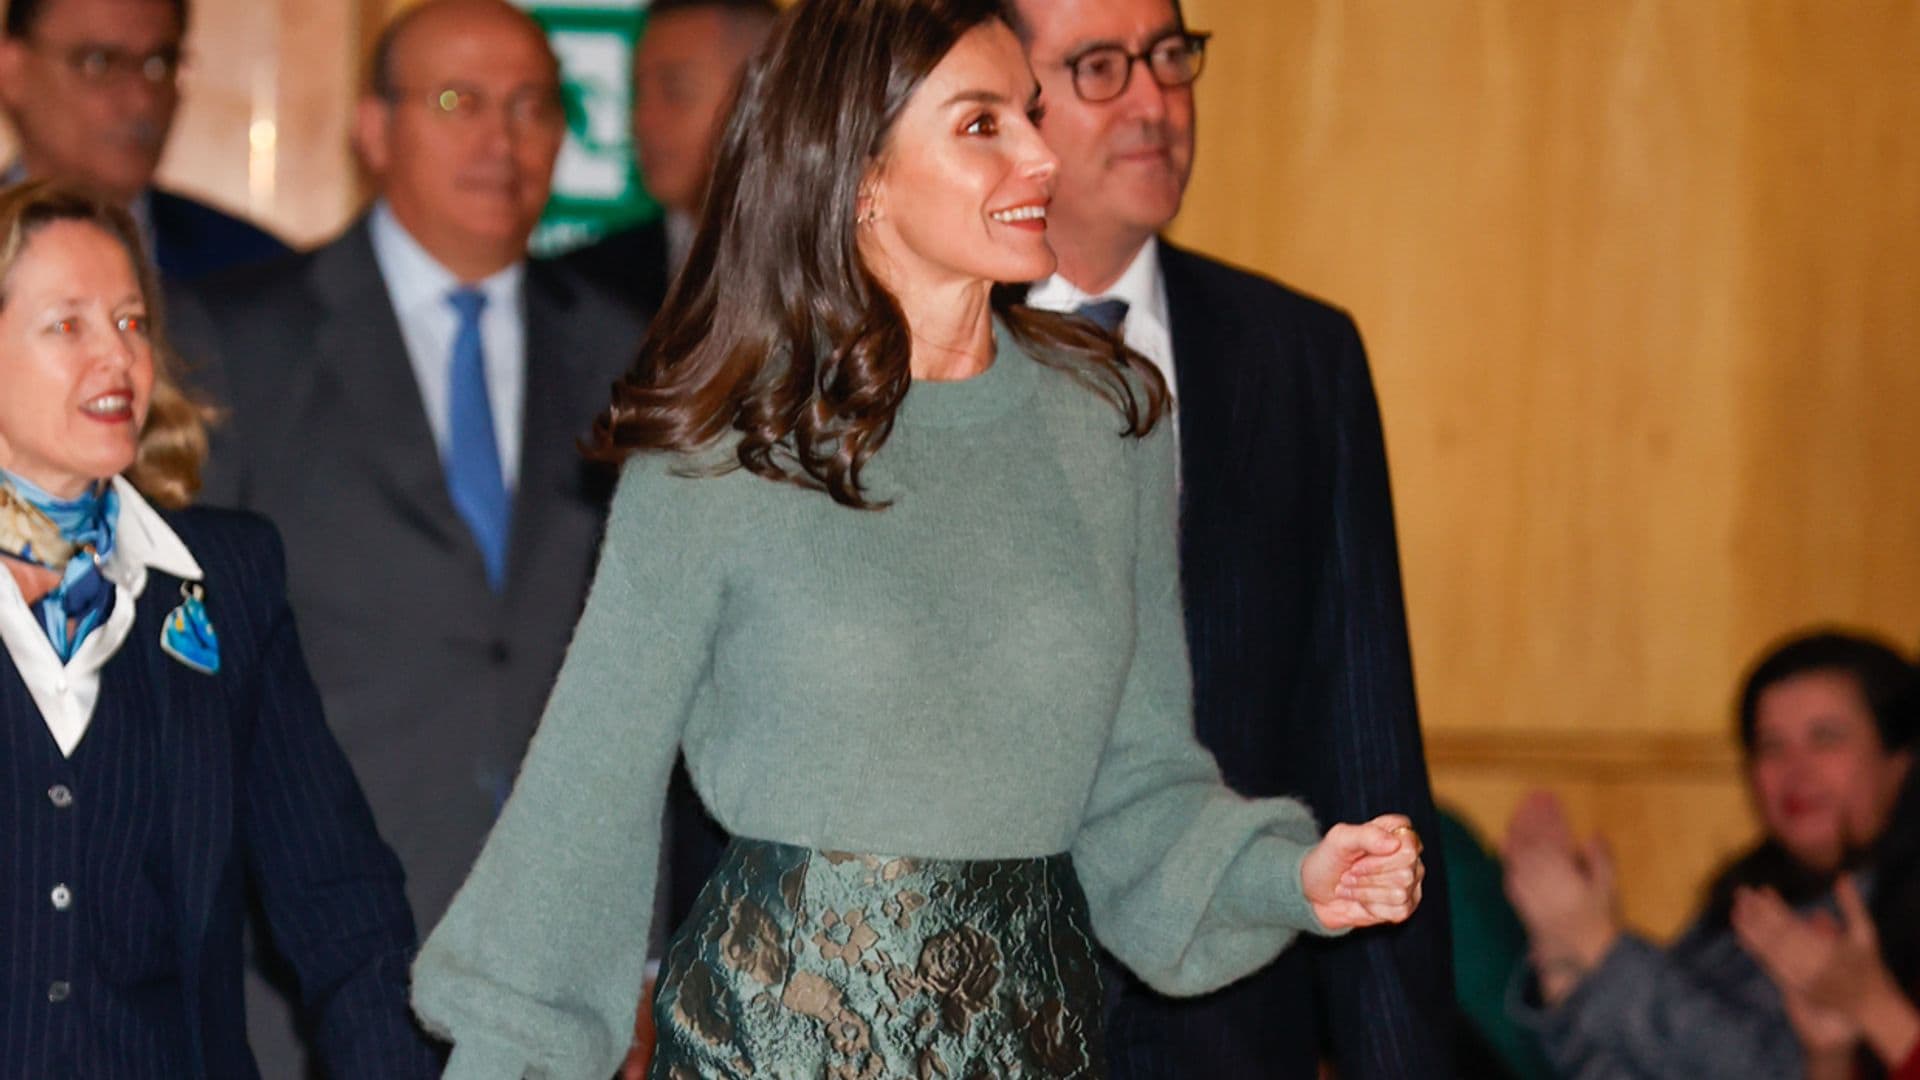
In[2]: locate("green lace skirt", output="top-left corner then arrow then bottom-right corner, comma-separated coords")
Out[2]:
650,838 -> 1108,1079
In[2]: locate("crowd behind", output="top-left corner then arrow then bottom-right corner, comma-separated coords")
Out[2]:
0,0 -> 1911,1076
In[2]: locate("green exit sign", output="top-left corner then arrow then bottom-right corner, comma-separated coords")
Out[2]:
518,0 -> 657,255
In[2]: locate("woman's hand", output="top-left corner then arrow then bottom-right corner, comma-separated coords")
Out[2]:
1734,876 -> 1920,1068
1301,813 -> 1425,930
1731,882 -> 1862,1063
1501,791 -> 1620,1003
1730,885 -> 1842,992
1781,986 -> 1860,1072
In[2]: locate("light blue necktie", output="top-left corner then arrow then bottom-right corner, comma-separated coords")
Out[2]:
1073,297 -> 1131,334
444,287 -> 511,592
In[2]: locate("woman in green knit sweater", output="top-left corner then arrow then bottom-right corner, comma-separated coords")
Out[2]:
410,0 -> 1425,1076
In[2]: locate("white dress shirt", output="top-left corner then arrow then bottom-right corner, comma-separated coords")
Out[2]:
0,477 -> 203,757
1025,237 -> 1178,401
369,201 -> 529,491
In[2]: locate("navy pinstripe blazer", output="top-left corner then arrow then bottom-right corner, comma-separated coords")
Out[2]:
1102,244 -> 1456,1079
0,508 -> 436,1078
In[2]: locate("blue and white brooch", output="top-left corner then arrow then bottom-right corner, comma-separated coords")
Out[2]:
160,582 -> 220,675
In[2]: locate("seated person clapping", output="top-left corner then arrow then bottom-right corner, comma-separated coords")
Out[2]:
1733,738 -> 1920,1080
1503,630 -> 1915,1079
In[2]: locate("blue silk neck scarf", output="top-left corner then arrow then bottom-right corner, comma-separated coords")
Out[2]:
0,470 -> 119,661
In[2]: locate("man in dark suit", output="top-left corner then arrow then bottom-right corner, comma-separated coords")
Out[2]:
1009,0 -> 1456,1075
560,0 -> 774,320
177,0 -> 643,1071
0,0 -> 286,279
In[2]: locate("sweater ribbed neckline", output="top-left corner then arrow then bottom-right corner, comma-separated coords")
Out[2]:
896,319 -> 1037,429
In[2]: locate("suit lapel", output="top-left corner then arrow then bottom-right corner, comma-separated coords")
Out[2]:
509,263 -> 620,592
1158,241 -> 1235,513
308,220 -> 468,551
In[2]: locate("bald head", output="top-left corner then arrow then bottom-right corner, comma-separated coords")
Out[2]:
356,0 -> 566,280
370,0 -> 557,99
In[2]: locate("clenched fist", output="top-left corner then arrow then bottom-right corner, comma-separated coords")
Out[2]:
1301,813 -> 1425,930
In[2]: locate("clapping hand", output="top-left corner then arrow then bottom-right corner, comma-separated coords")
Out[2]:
1733,876 -> 1920,1067
1301,813 -> 1425,930
1501,791 -> 1620,1002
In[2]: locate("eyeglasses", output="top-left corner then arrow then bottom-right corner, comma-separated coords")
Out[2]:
1062,31 -> 1211,104
386,83 -> 567,135
30,41 -> 183,87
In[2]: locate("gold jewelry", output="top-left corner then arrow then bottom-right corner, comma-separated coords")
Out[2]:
1392,825 -> 1423,853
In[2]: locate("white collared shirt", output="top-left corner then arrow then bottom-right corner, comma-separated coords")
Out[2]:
1025,237 -> 1178,402
0,478 -> 203,757
368,200 -> 528,491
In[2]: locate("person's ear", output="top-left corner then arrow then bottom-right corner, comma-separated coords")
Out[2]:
352,94 -> 394,176
854,153 -> 891,226
855,183 -> 884,227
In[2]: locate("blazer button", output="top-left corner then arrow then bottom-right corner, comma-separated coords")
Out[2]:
47,980 -> 70,1003
51,884 -> 72,911
47,784 -> 73,809
488,640 -> 511,666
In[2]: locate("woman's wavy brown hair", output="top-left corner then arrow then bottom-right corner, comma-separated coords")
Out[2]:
0,180 -> 211,509
587,0 -> 1167,507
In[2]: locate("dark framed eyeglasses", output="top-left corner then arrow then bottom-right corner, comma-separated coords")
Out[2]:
31,40 -> 183,87
1062,31 -> 1211,104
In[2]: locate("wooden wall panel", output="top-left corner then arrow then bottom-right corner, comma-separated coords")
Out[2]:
1175,0 -> 1920,936
152,0 -> 369,245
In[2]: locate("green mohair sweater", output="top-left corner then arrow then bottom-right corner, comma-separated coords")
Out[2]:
411,325 -> 1332,1080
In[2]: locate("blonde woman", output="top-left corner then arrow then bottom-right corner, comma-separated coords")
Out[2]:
0,180 -> 436,1078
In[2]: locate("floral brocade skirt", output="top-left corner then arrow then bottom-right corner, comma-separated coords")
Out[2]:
649,838 -> 1108,1079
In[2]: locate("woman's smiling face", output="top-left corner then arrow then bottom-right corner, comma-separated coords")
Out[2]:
859,19 -> 1061,292
0,218 -> 154,498
1749,668 -> 1912,873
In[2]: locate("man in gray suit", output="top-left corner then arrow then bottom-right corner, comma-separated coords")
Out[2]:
178,0 -> 643,1070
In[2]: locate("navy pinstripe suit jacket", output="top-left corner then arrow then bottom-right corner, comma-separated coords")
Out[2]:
1102,244 -> 1456,1079
0,508 -> 436,1078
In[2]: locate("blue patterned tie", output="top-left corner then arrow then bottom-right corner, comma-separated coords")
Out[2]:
444,287 -> 510,592
1073,298 -> 1130,334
